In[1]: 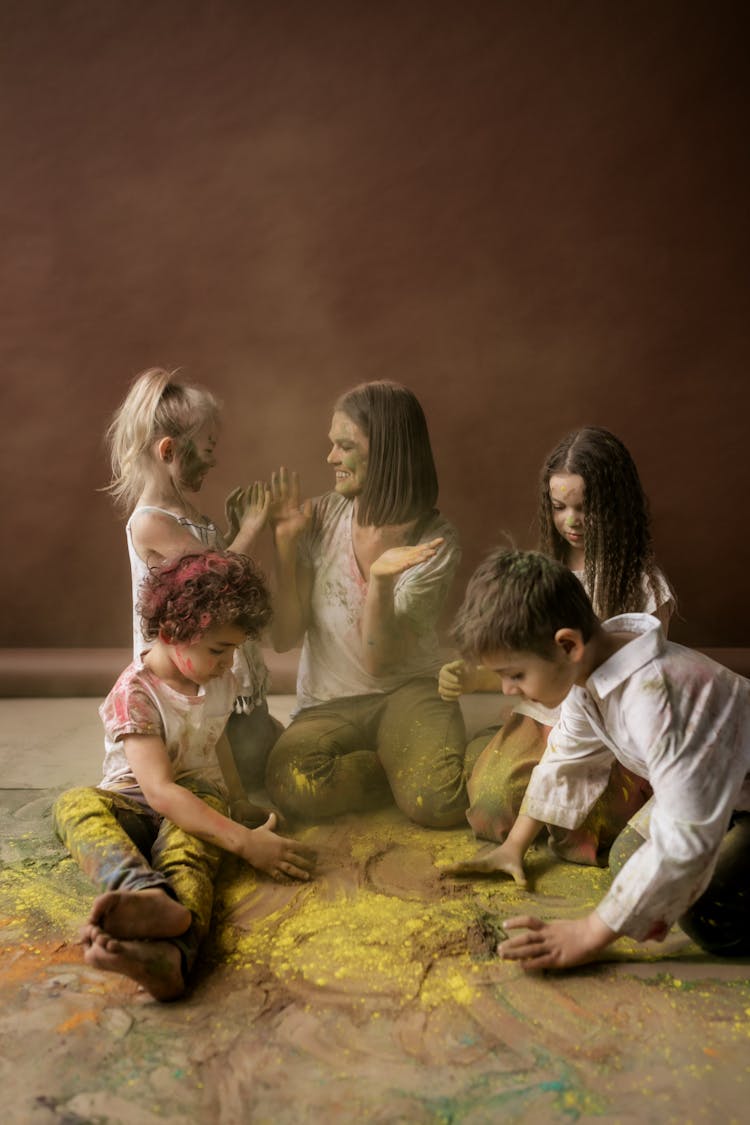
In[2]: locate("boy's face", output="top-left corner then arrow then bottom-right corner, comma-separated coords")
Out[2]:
170,623 -> 246,686
482,643 -> 580,709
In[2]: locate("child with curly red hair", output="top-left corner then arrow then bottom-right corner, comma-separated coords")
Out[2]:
53,551 -> 315,1001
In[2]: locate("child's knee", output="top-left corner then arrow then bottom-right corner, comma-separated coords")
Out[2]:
608,824 -> 646,877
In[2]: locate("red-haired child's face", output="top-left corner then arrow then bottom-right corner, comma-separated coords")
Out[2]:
168,622 -> 246,687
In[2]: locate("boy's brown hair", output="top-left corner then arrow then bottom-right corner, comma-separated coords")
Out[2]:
452,548 -> 598,658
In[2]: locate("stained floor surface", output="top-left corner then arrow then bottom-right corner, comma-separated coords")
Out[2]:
1,699 -> 748,1124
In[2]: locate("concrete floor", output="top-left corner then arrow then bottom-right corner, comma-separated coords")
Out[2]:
1,697 -> 749,1124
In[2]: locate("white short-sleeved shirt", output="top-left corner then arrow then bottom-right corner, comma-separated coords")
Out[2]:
126,505 -> 268,708
98,661 -> 238,803
295,492 -> 460,711
520,614 -> 750,940
513,566 -> 673,727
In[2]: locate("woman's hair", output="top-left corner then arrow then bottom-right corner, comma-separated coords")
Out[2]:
335,381 -> 438,526
137,551 -> 272,644
451,548 -> 598,658
105,368 -> 220,512
538,426 -> 670,618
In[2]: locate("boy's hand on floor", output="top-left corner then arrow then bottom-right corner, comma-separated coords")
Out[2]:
240,813 -> 317,881
497,913 -> 616,970
441,842 -> 527,887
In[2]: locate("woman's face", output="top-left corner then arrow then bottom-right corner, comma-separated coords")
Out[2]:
326,411 -> 369,498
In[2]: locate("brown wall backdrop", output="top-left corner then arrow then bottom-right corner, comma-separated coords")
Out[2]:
2,0 -> 748,650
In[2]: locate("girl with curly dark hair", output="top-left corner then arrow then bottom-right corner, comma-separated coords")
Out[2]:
441,428 -> 674,869
53,551 -> 315,1002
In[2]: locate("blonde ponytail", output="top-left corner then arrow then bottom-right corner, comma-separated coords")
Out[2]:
104,368 -> 220,511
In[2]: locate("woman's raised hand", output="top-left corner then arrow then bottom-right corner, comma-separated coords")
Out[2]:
369,538 -> 444,580
268,467 -> 313,543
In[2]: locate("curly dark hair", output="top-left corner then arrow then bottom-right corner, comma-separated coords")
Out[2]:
538,427 -> 672,619
137,551 -> 272,644
452,548 -> 598,658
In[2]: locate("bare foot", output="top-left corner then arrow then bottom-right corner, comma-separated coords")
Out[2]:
83,929 -> 185,1001
87,889 -> 191,940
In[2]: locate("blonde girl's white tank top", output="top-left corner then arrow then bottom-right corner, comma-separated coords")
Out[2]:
125,506 -> 268,710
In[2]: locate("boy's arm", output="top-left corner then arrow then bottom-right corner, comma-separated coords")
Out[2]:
442,814 -> 544,882
123,734 -> 315,879
498,912 -> 618,970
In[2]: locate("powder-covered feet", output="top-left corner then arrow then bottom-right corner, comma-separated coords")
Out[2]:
86,888 -> 191,940
81,925 -> 185,1002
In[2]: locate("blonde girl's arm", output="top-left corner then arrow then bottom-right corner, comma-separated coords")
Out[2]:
129,508 -> 218,568
224,481 -> 272,555
267,468 -> 314,651
123,734 -> 315,879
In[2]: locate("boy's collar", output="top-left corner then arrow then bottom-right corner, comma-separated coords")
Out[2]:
585,614 -> 665,699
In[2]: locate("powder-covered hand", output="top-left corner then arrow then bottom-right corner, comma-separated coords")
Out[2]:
497,913 -> 617,970
370,538 -> 444,579
239,813 -> 317,881
441,841 -> 528,887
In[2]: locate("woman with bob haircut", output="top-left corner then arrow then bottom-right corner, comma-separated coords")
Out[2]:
264,381 -> 468,827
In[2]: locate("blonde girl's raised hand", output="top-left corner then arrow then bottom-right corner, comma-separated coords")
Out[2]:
224,481 -> 271,549
369,538 -> 444,580
268,467 -> 313,545
238,812 -> 317,881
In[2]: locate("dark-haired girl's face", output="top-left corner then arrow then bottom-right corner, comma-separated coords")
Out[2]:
550,473 -> 585,562
326,411 -> 369,499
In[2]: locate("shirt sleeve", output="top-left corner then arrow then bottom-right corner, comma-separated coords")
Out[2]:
393,519 -> 461,636
519,693 -> 617,828
595,674 -> 746,940
100,672 -> 164,743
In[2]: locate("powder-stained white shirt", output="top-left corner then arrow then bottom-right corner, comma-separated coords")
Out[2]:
295,492 -> 460,711
513,567 -> 672,727
520,614 -> 750,940
99,661 -> 238,803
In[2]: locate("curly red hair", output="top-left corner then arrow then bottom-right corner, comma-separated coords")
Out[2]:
137,551 -> 271,644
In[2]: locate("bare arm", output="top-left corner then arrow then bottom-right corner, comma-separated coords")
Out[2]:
267,468 -> 314,651
442,813 -> 544,882
497,911 -> 618,971
123,734 -> 315,879
361,539 -> 444,676
224,481 -> 271,555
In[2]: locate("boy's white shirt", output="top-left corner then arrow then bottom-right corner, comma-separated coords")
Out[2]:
520,613 -> 750,941
513,567 -> 672,728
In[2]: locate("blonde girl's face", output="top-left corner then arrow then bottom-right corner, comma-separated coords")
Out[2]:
176,421 -> 219,493
549,473 -> 585,556
326,411 -> 369,498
